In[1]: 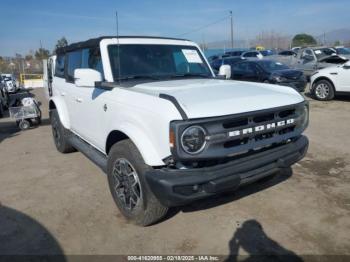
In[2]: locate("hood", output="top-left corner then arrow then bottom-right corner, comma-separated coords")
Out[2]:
271,69 -> 303,80
131,79 -> 304,119
319,55 -> 348,64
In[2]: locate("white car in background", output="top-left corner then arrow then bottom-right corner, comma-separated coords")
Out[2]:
1,74 -> 19,93
310,61 -> 350,100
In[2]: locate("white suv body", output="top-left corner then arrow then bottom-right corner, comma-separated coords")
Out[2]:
46,36 -> 309,225
310,61 -> 350,100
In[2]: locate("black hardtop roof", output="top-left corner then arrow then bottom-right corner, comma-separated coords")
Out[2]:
56,35 -> 190,54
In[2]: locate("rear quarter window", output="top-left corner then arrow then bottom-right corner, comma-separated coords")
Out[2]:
55,55 -> 65,78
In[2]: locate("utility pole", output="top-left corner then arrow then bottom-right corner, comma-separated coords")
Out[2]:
230,11 -> 233,49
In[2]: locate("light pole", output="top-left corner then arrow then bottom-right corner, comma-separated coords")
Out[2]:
230,11 -> 233,49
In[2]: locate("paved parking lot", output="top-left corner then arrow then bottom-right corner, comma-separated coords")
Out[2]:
0,88 -> 350,259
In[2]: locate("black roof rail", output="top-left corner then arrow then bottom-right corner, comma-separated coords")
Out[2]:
56,35 -> 191,54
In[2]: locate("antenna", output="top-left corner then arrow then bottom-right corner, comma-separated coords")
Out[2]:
116,11 -> 121,85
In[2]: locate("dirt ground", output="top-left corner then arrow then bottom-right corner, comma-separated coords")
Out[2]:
0,87 -> 349,260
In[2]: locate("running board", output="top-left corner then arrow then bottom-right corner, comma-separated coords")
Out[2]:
68,135 -> 107,173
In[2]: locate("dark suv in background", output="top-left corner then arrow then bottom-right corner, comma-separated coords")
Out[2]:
230,60 -> 307,92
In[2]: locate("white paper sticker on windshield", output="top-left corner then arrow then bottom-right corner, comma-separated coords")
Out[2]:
182,49 -> 203,63
314,50 -> 322,54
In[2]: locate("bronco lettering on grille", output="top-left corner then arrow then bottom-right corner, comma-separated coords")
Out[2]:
228,118 -> 295,137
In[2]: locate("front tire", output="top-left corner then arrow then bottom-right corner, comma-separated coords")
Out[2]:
18,119 -> 31,130
312,79 -> 335,101
50,109 -> 75,153
107,140 -> 168,226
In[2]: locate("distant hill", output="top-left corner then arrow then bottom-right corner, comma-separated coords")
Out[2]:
202,28 -> 350,50
318,29 -> 350,45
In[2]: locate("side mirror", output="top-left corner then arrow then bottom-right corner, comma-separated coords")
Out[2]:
218,65 -> 231,79
74,68 -> 102,87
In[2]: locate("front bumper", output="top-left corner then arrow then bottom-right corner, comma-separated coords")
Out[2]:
146,135 -> 308,207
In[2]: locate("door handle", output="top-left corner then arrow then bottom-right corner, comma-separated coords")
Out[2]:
75,98 -> 83,103
60,92 -> 66,96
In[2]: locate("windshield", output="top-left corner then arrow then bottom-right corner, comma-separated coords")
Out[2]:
257,60 -> 289,72
314,48 -> 336,59
336,47 -> 350,55
108,44 -> 212,81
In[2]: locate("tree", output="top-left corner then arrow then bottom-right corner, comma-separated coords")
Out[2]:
25,54 -> 33,61
292,34 -> 317,47
35,48 -> 50,60
334,40 -> 341,46
54,37 -> 68,54
0,56 -> 5,72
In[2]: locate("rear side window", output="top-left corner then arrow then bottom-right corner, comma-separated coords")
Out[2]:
55,55 -> 65,78
66,50 -> 82,82
244,52 -> 257,58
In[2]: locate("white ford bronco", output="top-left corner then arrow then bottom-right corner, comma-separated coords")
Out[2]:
46,36 -> 309,226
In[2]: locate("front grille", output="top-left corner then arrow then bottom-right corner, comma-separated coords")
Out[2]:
219,108 -> 298,148
171,102 -> 307,161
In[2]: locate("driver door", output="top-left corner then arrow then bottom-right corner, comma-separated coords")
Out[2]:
240,63 -> 259,82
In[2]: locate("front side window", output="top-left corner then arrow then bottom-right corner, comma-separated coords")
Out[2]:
108,44 -> 212,81
232,62 -> 252,73
301,50 -> 314,62
66,50 -> 82,81
82,48 -> 104,77
244,52 -> 258,58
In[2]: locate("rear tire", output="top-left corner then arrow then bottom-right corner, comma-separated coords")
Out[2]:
50,109 -> 75,153
312,79 -> 335,101
107,139 -> 168,226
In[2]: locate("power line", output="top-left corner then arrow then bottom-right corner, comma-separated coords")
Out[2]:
177,15 -> 230,37
230,11 -> 233,49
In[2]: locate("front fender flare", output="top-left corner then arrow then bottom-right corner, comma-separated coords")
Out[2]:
108,123 -> 166,167
49,97 -> 71,129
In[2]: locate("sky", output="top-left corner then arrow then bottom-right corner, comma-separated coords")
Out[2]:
0,0 -> 349,56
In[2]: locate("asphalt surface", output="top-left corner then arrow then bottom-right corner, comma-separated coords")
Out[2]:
0,88 -> 349,260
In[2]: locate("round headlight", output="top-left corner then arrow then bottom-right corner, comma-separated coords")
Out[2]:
181,126 -> 207,154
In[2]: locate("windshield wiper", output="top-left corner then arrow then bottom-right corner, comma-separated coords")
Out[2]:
171,73 -> 212,78
117,75 -> 163,81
